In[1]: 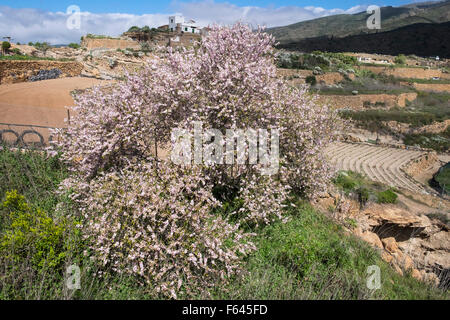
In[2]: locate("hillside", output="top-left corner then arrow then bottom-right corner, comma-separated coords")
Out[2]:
277,21 -> 450,58
267,1 -> 450,45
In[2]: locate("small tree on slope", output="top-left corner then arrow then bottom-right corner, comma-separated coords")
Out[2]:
53,23 -> 339,298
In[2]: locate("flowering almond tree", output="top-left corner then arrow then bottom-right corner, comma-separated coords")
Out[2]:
54,23 -> 338,298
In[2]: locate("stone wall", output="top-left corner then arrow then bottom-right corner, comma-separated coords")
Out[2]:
396,92 -> 419,107
316,72 -> 346,85
0,60 -> 83,84
168,33 -> 201,48
81,38 -> 141,50
277,68 -> 313,78
358,65 -> 445,80
382,119 -> 450,135
403,152 -> 439,178
317,92 -> 417,110
412,83 -> 450,93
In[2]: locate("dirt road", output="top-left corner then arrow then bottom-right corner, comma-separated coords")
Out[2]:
0,77 -> 110,127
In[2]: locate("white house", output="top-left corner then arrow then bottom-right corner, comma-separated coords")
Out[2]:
168,15 -> 201,34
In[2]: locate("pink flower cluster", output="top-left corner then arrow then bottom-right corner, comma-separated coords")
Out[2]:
54,23 -> 339,298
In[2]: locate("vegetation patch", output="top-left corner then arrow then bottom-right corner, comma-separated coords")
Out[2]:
333,171 -> 387,207
0,148 -> 446,300
403,129 -> 450,153
376,188 -> 398,204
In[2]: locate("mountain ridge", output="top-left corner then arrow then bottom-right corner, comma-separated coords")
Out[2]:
267,1 -> 450,45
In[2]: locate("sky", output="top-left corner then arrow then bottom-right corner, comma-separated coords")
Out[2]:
0,0 -> 430,44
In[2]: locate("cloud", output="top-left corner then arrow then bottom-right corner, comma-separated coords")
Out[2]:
173,1 -> 369,28
0,2 -> 369,44
0,6 -> 168,44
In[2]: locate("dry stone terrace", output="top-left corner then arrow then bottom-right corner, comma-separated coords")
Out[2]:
325,142 -> 438,194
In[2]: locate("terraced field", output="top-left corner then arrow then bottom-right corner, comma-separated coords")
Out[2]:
325,142 -> 427,193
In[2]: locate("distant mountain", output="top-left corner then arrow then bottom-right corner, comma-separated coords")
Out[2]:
277,21 -> 450,58
267,1 -> 450,45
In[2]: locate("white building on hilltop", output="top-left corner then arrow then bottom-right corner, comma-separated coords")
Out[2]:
168,15 -> 201,34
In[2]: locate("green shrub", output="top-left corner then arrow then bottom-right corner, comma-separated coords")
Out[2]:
11,48 -> 22,55
68,43 -> 80,49
434,166 -> 450,194
403,129 -> 450,153
376,189 -> 398,204
2,41 -> 11,52
394,54 -> 406,65
32,42 -> 51,52
305,75 -> 317,86
127,26 -> 141,33
334,171 -> 359,192
0,190 -> 67,270
357,187 -> 369,207
0,147 -> 68,212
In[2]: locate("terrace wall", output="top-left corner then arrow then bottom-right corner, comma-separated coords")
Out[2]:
81,38 -> 141,50
358,65 -> 447,80
0,60 -> 83,84
317,92 -> 417,110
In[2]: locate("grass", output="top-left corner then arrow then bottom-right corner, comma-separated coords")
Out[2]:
432,164 -> 450,195
340,108 -> 440,128
0,146 -> 68,212
212,201 -> 447,300
311,74 -> 415,95
0,55 -> 75,62
399,78 -> 450,84
403,128 -> 450,153
333,170 -> 399,207
376,189 -> 398,204
84,34 -> 120,40
0,147 -> 447,300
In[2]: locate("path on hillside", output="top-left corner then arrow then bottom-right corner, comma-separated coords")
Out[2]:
325,142 -> 434,193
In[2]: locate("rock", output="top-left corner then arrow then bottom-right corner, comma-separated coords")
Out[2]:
315,196 -> 335,212
108,58 -> 117,69
364,205 -> 428,228
28,68 -> 62,82
422,251 -> 450,270
382,237 -> 399,253
411,269 -> 422,281
360,204 -> 431,241
393,251 -> 414,271
422,231 -> 450,251
352,90 -> 359,95
381,251 -> 394,263
423,272 -> 439,286
393,263 -> 403,276
360,231 -> 383,249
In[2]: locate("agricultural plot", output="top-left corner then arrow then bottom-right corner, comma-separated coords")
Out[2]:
325,142 -> 428,193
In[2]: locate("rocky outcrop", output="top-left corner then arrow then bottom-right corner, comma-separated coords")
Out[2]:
403,153 -> 440,178
351,203 -> 449,288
